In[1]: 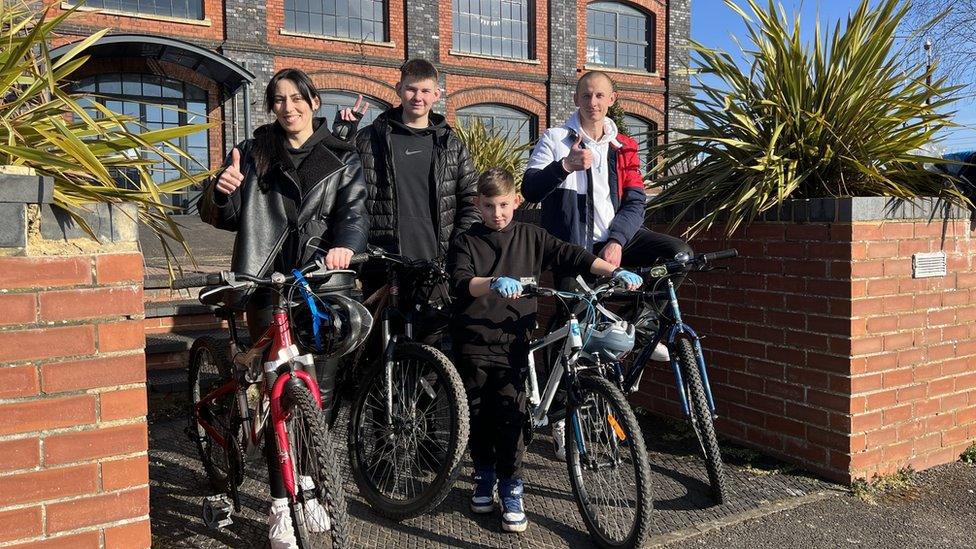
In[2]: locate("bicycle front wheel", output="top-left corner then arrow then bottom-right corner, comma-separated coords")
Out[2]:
675,337 -> 727,503
348,342 -> 469,519
566,375 -> 653,548
282,381 -> 350,548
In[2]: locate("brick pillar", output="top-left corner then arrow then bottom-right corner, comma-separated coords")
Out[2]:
646,197 -> 976,483
667,0 -> 693,143
848,217 -> 976,478
0,174 -> 149,548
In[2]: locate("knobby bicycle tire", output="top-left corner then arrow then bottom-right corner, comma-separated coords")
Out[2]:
347,342 -> 469,520
566,375 -> 653,548
675,337 -> 727,504
188,336 -> 241,493
282,381 -> 351,548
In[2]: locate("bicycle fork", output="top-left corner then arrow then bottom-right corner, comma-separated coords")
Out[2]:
664,280 -> 719,419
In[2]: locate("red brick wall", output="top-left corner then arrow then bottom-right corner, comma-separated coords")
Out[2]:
52,0 -> 226,41
640,219 -> 976,482
848,220 -> 976,478
0,253 -> 149,548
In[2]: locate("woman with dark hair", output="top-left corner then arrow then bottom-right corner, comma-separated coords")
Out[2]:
198,67 -> 367,548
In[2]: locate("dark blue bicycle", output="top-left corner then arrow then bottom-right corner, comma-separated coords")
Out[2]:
615,249 -> 738,504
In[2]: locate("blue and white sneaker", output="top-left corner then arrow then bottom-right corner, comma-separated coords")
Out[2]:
470,469 -> 497,513
499,478 -> 528,533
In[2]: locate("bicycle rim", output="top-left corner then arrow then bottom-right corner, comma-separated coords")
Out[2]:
350,343 -> 467,517
188,337 -> 236,492
567,376 -> 652,548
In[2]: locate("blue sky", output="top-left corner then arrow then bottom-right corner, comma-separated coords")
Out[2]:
690,0 -> 976,153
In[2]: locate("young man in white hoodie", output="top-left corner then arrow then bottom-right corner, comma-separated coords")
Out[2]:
522,71 -> 691,459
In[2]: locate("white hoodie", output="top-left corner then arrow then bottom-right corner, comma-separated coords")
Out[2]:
526,111 -> 623,243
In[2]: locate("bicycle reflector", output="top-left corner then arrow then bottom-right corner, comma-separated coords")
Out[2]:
291,270 -> 374,358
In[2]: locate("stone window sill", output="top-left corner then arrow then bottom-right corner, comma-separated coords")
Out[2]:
448,50 -> 541,65
278,29 -> 396,48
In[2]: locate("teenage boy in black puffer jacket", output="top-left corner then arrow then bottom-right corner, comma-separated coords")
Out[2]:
355,58 -> 479,343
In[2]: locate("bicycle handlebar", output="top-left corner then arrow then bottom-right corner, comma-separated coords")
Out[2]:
649,248 -> 738,278
172,252 -> 369,290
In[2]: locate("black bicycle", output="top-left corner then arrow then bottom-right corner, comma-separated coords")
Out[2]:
339,246 -> 469,520
614,249 -> 738,504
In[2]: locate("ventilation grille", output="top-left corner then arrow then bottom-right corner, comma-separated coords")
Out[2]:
912,252 -> 947,278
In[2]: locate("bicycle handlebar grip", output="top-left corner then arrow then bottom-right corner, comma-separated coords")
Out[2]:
349,252 -> 369,266
700,249 -> 738,263
171,273 -> 222,289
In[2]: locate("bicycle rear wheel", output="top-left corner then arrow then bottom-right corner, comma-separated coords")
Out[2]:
674,337 -> 727,504
566,375 -> 652,548
187,336 -> 241,493
348,342 -> 469,519
282,381 -> 350,548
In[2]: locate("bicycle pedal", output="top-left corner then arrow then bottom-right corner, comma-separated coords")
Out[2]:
202,494 -> 234,529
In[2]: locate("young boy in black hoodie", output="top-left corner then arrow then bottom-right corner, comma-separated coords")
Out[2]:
447,168 -> 642,533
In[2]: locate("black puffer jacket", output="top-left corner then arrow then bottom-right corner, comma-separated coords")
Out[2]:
199,120 -> 369,286
354,106 -> 479,256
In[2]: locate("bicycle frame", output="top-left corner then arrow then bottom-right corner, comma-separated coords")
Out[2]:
193,308 -> 324,500
622,278 -> 718,418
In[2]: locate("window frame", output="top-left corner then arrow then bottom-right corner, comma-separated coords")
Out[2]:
316,90 -> 391,129
586,1 -> 655,73
456,103 -> 537,150
65,0 -> 205,21
283,0 -> 389,43
451,0 -> 535,61
622,113 -> 658,174
74,73 -> 211,212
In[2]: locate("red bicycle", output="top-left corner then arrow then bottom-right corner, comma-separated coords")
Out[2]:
176,256 -> 370,548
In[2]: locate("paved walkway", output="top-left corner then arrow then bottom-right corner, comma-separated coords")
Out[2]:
148,404 -> 833,548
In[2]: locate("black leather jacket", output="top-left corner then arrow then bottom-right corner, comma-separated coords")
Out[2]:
354,107 -> 479,256
199,121 -> 369,285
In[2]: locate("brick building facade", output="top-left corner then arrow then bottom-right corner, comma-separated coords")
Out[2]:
51,0 -> 691,209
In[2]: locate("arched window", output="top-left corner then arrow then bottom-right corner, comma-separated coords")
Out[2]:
456,104 -> 535,149
586,2 -> 654,71
284,0 -> 387,42
623,114 -> 658,173
70,1 -> 204,19
74,74 -> 210,211
317,91 -> 391,128
452,0 -> 531,60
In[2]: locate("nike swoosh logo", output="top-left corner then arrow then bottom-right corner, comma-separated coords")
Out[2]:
404,149 -> 423,156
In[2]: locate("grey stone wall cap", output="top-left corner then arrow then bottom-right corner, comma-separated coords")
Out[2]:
0,174 -> 54,204
41,202 -> 139,243
646,196 -> 973,223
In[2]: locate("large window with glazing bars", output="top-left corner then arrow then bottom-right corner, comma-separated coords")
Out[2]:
452,0 -> 531,60
284,0 -> 387,42
70,0 -> 204,19
586,2 -> 654,72
74,73 -> 210,212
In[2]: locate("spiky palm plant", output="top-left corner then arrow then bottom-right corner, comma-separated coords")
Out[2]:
649,0 -> 969,238
454,118 -> 533,191
1,1 -> 214,267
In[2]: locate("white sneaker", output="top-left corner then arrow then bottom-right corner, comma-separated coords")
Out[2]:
299,475 -> 331,533
552,419 -> 566,462
650,342 -> 670,362
268,498 -> 298,549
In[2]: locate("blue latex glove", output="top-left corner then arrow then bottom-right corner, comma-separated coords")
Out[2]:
490,276 -> 523,298
613,269 -> 643,289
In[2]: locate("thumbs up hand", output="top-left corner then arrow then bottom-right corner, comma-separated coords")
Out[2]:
216,147 -> 245,195
561,134 -> 593,172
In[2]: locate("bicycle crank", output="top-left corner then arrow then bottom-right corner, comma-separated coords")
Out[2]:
202,494 -> 234,529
